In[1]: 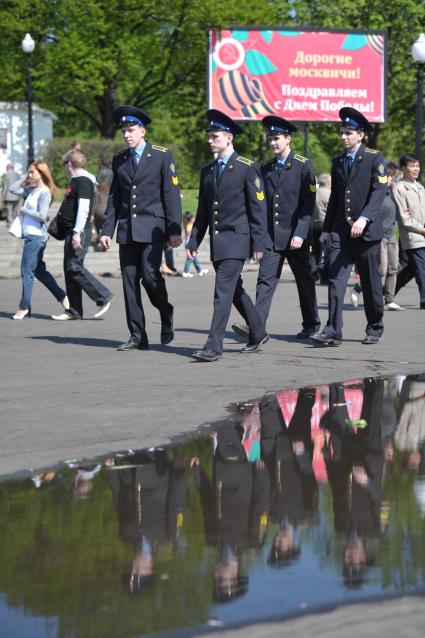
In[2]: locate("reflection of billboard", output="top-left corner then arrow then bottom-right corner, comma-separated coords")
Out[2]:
208,28 -> 386,122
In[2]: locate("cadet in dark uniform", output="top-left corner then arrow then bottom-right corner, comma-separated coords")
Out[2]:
311,107 -> 387,347
100,105 -> 182,350
232,115 -> 320,341
187,110 -> 268,362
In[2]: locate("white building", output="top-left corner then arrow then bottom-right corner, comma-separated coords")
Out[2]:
0,101 -> 56,175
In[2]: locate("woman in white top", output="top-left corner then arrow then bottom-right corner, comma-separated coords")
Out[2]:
11,161 -> 69,319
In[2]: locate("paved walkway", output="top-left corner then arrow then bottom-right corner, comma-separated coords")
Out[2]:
1,269 -> 424,477
1,269 -> 424,636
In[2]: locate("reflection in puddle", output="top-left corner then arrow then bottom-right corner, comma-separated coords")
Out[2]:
1,373 -> 425,637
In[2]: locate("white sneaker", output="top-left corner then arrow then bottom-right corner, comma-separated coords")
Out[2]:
94,296 -> 114,318
350,290 -> 359,307
182,272 -> 194,278
384,301 -> 406,311
198,269 -> 209,276
51,312 -> 78,321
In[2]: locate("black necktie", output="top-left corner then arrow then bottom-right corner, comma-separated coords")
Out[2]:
215,160 -> 225,184
131,150 -> 138,171
344,154 -> 353,177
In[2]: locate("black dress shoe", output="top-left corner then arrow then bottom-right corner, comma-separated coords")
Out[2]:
117,339 -> 149,351
296,327 -> 319,339
192,349 -> 222,362
161,311 -> 174,344
310,332 -> 342,346
231,323 -> 249,339
161,322 -> 174,345
240,334 -> 270,353
362,335 -> 381,345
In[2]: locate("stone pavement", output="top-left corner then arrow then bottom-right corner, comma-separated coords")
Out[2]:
1,268 -> 424,477
1,268 -> 424,636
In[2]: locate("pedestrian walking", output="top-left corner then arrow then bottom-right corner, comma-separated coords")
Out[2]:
100,105 -> 182,350
52,150 -> 114,320
187,109 -> 268,361
311,107 -> 387,346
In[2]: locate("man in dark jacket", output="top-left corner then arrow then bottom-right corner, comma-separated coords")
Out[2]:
100,105 -> 182,350
232,115 -> 320,341
187,109 -> 268,362
311,107 -> 387,346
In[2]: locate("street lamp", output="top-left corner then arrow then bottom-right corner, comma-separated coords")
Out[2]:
411,33 -> 425,167
21,32 -> 35,168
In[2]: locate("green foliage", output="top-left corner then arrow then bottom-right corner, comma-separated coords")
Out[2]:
1,0 -> 424,184
41,137 -> 123,188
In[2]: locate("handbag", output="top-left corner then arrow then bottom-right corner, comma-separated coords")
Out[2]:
48,212 -> 66,240
8,215 -> 23,238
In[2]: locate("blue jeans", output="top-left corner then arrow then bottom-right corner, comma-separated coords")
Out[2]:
184,254 -> 202,273
20,234 -> 66,310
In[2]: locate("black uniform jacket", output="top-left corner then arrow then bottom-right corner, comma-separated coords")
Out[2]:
187,151 -> 267,261
323,143 -> 387,242
261,151 -> 316,251
102,141 -> 182,244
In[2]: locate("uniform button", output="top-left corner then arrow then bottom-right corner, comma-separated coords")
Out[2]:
213,211 -> 218,215
275,194 -> 279,199
347,190 -> 351,194
274,204 -> 278,208
214,221 -> 218,225
133,214 -> 137,218
346,198 -> 350,202
132,185 -> 136,189
275,221 -> 279,225
132,204 -> 136,208
347,208 -> 351,212
274,213 -> 278,217
213,201 -> 218,206
133,195 -> 136,199
215,230 -> 219,234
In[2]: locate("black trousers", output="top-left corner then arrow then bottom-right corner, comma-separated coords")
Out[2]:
205,258 -> 265,353
395,247 -> 425,306
324,237 -> 383,339
64,228 -> 112,318
246,245 -> 320,331
120,242 -> 173,345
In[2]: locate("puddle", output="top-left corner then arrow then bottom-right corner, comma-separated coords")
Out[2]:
1,373 -> 425,637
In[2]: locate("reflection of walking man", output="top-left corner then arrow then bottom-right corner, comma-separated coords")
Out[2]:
232,116 -> 320,341
187,109 -> 268,361
100,105 -> 182,350
312,107 -> 387,346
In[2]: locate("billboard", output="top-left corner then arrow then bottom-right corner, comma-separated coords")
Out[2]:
208,28 -> 386,122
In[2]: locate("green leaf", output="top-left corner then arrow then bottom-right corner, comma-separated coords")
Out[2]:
341,34 -> 368,50
231,30 -> 249,42
245,49 -> 277,75
261,31 -> 273,44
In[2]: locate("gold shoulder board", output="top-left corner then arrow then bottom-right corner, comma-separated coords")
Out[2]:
378,176 -> 388,184
294,154 -> 307,163
236,156 -> 253,166
365,148 -> 379,154
152,144 -> 168,152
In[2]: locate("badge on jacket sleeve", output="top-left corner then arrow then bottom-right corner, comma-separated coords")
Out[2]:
170,162 -> 179,186
255,176 -> 265,200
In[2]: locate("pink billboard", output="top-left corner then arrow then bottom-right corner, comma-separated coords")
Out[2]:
208,28 -> 386,122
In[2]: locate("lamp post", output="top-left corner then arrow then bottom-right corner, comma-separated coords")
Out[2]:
21,33 -> 35,168
411,34 -> 425,167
